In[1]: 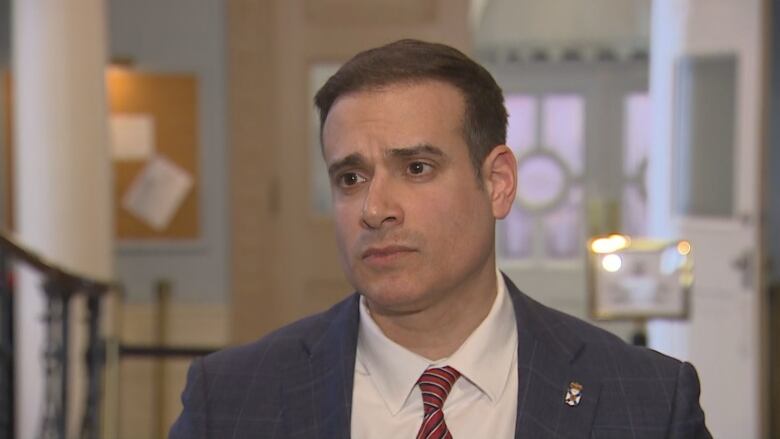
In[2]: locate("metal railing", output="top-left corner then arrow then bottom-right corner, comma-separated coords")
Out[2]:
0,230 -> 114,439
0,231 -> 226,439
0,246 -> 14,439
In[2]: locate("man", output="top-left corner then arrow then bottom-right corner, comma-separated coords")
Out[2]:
170,39 -> 710,438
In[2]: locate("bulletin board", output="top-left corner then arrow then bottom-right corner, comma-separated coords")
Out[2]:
1,70 -> 200,241
107,69 -> 200,241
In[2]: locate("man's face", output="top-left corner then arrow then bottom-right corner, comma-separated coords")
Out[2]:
322,80 -> 500,314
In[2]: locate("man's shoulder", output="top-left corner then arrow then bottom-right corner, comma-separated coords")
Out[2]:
201,293 -> 360,373
557,303 -> 680,370
513,285 -> 685,376
513,287 -> 709,436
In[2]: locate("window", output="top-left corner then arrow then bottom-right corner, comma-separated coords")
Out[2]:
500,94 -> 585,260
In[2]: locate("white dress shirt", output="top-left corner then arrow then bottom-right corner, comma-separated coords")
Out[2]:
351,270 -> 518,438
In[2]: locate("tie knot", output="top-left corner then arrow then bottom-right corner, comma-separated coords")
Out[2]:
417,366 -> 461,414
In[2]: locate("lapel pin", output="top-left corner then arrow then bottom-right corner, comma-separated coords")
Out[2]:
564,381 -> 583,407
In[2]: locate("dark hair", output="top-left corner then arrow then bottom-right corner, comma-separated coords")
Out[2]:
314,39 -> 508,174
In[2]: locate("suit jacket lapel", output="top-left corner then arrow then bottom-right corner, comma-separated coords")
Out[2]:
505,275 -> 602,438
280,294 -> 360,439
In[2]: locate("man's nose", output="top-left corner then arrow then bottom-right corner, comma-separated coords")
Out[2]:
361,175 -> 403,229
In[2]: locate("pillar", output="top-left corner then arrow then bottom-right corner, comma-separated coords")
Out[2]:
12,1 -> 112,438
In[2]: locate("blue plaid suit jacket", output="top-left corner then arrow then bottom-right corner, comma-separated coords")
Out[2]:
170,275 -> 711,438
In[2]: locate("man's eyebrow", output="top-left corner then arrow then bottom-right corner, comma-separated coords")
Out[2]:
327,153 -> 366,178
386,144 -> 447,159
327,144 -> 447,177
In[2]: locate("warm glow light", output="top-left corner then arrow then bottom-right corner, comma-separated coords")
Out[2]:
590,234 -> 630,254
602,254 -> 622,272
677,240 -> 691,256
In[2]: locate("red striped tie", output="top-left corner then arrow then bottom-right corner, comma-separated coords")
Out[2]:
416,366 -> 461,439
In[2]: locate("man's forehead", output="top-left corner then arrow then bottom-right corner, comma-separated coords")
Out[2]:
333,78 -> 464,104
321,80 -> 466,152
323,79 -> 466,125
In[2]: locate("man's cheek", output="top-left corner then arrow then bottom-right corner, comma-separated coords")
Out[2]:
333,201 -> 357,230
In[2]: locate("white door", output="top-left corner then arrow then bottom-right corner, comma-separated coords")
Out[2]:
488,60 -> 650,338
645,0 -> 766,436
651,54 -> 763,438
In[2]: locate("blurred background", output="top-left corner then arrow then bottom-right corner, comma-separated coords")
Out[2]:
0,0 -> 777,438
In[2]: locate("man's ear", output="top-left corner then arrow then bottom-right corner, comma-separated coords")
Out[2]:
481,145 -> 517,219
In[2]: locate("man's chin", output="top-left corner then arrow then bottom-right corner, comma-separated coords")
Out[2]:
358,285 -> 433,316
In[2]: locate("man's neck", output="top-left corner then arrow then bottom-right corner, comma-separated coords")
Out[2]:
364,264 -> 498,361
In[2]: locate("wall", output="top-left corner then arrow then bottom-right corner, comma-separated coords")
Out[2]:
769,7 -> 780,434
0,0 -> 229,300
475,0 -> 651,51
106,1 -> 230,437
1,0 -> 230,304
227,0 -> 472,343
108,0 -> 229,305
770,0 -> 780,286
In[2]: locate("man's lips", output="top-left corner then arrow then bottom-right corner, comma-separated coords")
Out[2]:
361,245 -> 417,260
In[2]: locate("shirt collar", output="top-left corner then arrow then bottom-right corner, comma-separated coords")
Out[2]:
356,270 -> 517,415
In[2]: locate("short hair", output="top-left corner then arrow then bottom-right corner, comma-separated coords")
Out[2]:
314,39 -> 508,174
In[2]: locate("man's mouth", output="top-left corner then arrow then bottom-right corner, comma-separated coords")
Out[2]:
361,245 -> 417,263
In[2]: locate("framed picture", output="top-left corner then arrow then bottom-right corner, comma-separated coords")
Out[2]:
587,234 -> 692,320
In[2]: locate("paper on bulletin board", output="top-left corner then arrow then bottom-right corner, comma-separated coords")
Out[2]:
122,155 -> 193,230
110,113 -> 155,160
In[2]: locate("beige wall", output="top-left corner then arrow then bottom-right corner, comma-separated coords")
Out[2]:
115,5 -> 474,434
109,0 -> 230,305
114,302 -> 227,439
227,0 -> 472,343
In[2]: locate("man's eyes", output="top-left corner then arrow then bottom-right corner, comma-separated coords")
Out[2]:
407,161 -> 433,176
338,172 -> 367,187
335,162 -> 434,188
